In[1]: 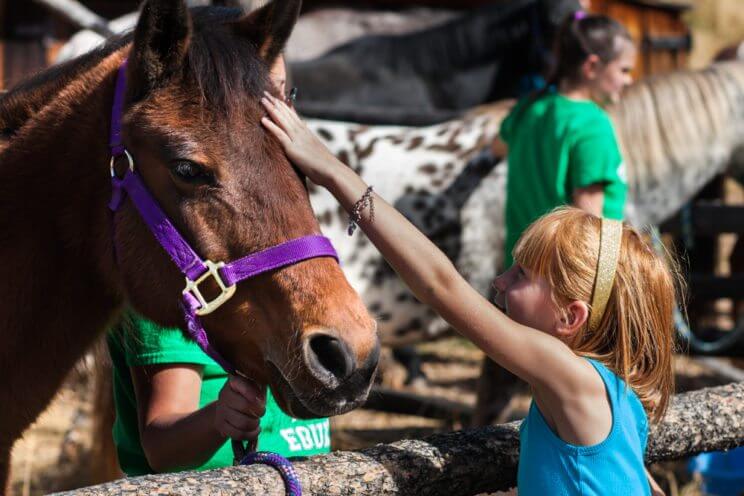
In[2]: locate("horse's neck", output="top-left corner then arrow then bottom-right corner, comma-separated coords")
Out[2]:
376,0 -> 534,75
1,76 -> 72,140
0,50 -> 125,289
328,112 -> 503,166
0,50 -> 125,442
616,62 -> 744,226
0,50 -> 120,145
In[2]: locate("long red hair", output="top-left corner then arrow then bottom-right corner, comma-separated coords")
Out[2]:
514,208 -> 682,422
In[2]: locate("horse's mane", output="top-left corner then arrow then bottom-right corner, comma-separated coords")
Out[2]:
610,61 -> 744,224
0,36 -> 129,139
0,6 -> 269,140
179,7 -> 270,114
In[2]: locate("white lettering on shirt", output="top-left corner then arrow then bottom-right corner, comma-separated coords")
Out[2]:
279,420 -> 331,451
280,428 -> 302,451
296,426 -> 314,450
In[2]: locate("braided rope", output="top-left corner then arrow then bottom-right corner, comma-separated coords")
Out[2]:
240,451 -> 302,496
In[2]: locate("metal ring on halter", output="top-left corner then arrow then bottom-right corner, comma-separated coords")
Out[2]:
110,149 -> 135,178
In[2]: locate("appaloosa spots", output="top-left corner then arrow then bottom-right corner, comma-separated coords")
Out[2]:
318,210 -> 333,226
306,110 -> 510,347
407,136 -> 424,151
337,150 -> 351,166
316,128 -> 333,141
418,163 -> 438,175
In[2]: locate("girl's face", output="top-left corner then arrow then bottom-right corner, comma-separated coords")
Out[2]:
493,264 -> 561,336
588,38 -> 637,104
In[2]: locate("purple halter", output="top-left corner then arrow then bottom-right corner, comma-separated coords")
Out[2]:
108,60 -> 338,375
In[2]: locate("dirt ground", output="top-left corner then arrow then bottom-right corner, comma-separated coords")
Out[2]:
9,337 -> 740,496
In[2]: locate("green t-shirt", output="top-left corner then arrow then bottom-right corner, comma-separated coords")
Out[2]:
107,312 -> 330,476
500,91 -> 627,268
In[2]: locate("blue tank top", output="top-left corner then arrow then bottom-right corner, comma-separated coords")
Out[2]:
518,358 -> 649,496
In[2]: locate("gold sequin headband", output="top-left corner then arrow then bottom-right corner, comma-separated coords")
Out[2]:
589,218 -> 623,331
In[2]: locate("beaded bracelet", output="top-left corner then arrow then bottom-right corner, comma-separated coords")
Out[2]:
348,186 -> 375,236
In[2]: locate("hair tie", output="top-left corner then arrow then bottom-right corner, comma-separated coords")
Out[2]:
574,10 -> 587,21
589,218 -> 622,331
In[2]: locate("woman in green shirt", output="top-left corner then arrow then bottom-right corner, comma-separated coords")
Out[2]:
496,13 -> 636,269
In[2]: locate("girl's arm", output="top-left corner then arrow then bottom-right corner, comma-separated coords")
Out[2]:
132,365 -> 264,472
573,184 -> 605,217
260,94 -> 589,394
491,136 -> 508,157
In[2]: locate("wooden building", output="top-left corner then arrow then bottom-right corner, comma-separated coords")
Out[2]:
592,0 -> 693,78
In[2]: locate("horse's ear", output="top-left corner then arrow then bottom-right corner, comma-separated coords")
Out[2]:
127,0 -> 192,102
233,0 -> 301,65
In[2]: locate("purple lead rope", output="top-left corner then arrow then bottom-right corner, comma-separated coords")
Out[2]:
109,59 -> 325,495
240,451 -> 303,496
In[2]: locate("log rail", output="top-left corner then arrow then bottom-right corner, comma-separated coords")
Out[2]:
59,382 -> 743,496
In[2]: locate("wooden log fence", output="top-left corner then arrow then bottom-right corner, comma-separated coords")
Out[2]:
58,382 -> 744,496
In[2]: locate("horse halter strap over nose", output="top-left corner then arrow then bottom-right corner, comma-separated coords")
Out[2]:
108,60 -> 338,375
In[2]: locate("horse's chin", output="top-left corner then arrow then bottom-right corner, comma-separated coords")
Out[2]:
266,361 -> 370,418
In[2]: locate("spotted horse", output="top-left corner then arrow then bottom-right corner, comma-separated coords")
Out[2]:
307,102 -> 512,347
306,62 -> 744,395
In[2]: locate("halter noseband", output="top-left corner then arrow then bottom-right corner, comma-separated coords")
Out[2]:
108,60 -> 338,375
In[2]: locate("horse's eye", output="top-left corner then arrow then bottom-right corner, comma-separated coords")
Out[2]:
170,160 -> 213,185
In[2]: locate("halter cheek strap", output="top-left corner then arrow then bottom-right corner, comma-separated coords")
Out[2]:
589,218 -> 623,331
108,59 -> 338,374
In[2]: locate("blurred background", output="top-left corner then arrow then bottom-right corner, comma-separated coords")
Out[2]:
4,0 -> 742,90
2,1 -> 743,495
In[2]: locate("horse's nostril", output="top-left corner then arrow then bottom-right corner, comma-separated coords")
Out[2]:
308,334 -> 355,382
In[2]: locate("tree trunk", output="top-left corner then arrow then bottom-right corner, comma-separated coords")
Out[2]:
59,382 -> 744,496
472,356 -> 524,427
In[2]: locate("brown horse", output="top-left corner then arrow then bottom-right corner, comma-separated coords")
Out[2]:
0,0 -> 379,490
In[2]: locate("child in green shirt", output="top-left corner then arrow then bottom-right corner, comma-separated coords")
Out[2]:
497,13 -> 636,269
107,310 -> 331,476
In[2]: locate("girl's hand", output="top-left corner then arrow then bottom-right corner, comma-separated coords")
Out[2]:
214,375 -> 265,442
260,91 -> 344,187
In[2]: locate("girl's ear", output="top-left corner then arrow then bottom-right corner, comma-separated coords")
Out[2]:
581,54 -> 602,81
555,300 -> 590,340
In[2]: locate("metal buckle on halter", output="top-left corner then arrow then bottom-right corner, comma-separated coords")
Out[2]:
183,260 -> 237,316
110,149 -> 135,178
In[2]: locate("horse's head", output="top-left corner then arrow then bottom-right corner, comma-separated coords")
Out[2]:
115,0 -> 379,417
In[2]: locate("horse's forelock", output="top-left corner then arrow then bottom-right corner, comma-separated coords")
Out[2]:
184,7 -> 272,118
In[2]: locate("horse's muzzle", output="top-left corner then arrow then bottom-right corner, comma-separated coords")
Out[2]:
268,337 -> 380,418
